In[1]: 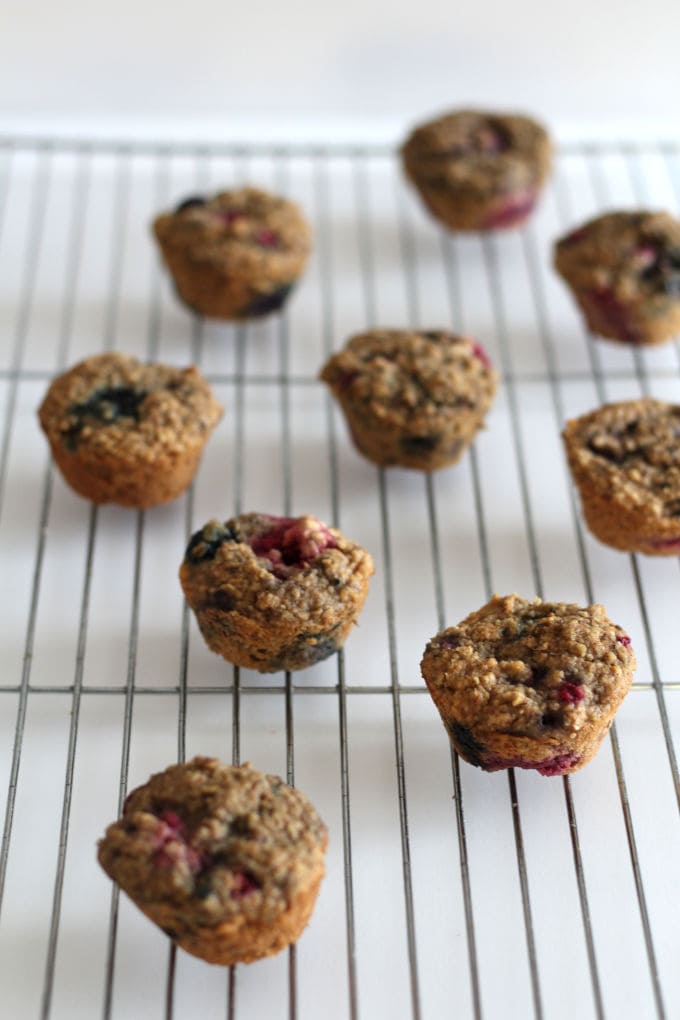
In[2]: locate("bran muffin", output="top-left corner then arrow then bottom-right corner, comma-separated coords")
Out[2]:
153,187 -> 311,320
98,757 -> 328,966
421,594 -> 635,776
320,329 -> 497,471
554,211 -> 680,345
38,353 -> 222,508
563,398 -> 680,555
401,109 -> 552,232
180,513 -> 374,672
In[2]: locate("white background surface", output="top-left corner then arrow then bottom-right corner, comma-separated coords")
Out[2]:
1,0 -> 680,138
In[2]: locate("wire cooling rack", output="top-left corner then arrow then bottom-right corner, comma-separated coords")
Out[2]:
0,135 -> 679,1020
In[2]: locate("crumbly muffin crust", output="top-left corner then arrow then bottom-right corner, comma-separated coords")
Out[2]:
554,211 -> 680,345
98,758 -> 328,965
319,329 -> 497,470
38,353 -> 223,508
153,187 -> 311,320
563,398 -> 680,554
180,513 -> 374,671
401,109 -> 552,231
421,594 -> 635,775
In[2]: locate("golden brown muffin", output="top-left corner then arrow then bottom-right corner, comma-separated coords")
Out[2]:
563,398 -> 680,554
180,513 -> 374,672
554,210 -> 680,345
153,187 -> 311,320
38,353 -> 223,508
421,594 -> 635,775
98,758 -> 328,966
320,329 -> 497,471
401,109 -> 552,231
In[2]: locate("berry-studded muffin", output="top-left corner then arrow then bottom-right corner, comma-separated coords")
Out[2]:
152,187 -> 311,320
98,758 -> 328,966
421,594 -> 635,776
319,329 -> 497,471
401,109 -> 552,231
563,398 -> 680,555
554,211 -> 680,345
180,513 -> 374,672
38,353 -> 222,508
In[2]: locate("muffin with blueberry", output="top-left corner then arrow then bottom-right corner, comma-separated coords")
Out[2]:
153,187 -> 312,320
98,757 -> 328,966
38,352 -> 222,508
421,594 -> 635,776
563,398 -> 680,555
320,329 -> 497,471
180,513 -> 374,672
401,109 -> 552,231
554,211 -> 680,345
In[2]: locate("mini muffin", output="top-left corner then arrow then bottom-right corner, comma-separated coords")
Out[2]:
153,187 -> 311,320
98,757 -> 328,966
554,211 -> 680,345
180,513 -> 374,672
401,109 -> 552,231
319,329 -> 497,471
563,398 -> 680,555
421,594 -> 635,776
38,353 -> 223,508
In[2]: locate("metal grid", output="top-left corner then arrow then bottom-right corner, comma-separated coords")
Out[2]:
0,135 -> 679,1020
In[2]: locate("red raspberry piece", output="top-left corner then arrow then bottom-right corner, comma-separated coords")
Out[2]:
255,228 -> 279,248
470,341 -> 492,369
558,681 -> 585,705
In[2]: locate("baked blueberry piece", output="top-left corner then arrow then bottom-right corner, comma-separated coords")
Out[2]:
153,187 -> 311,320
401,109 -> 552,231
38,353 -> 222,508
563,398 -> 680,554
98,757 -> 328,966
421,594 -> 635,775
554,210 -> 680,345
180,513 -> 374,672
320,329 -> 497,470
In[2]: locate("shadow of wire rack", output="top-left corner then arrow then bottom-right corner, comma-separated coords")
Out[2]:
0,134 -> 679,1020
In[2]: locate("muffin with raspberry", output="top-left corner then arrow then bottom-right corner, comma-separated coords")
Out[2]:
320,329 -> 497,471
563,398 -> 680,554
421,594 -> 635,776
554,211 -> 680,345
401,109 -> 552,231
153,187 -> 312,320
98,757 -> 328,966
38,352 -> 222,508
180,513 -> 374,672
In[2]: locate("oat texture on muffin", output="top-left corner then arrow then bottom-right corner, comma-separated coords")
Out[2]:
38,352 -> 223,508
563,397 -> 680,554
153,187 -> 311,320
421,594 -> 635,775
401,109 -> 552,231
98,757 -> 328,965
554,210 -> 680,345
180,513 -> 374,671
320,329 -> 497,470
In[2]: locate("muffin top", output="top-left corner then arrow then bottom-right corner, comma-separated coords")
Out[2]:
563,398 -> 680,521
320,329 -> 497,426
181,511 -> 374,617
153,187 -> 311,273
421,594 -> 635,744
98,758 -> 328,932
401,109 -> 552,196
554,210 -> 680,299
38,353 -> 223,459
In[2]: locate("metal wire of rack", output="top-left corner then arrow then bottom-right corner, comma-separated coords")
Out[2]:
0,135 -> 678,1020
